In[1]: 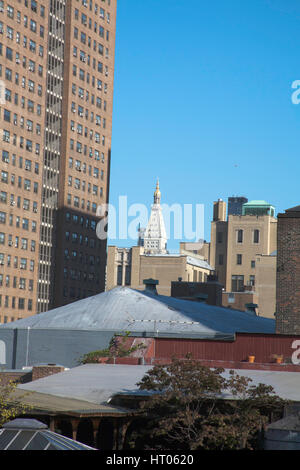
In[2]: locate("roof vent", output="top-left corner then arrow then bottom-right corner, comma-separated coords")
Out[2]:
143,278 -> 159,295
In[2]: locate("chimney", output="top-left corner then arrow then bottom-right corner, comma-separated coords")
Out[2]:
143,278 -> 159,295
213,199 -> 226,222
245,303 -> 258,316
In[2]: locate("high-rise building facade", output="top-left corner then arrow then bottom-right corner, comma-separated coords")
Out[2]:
0,0 -> 117,322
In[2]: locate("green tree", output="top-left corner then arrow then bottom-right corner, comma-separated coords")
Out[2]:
79,331 -> 146,364
0,380 -> 31,427
129,357 -> 287,450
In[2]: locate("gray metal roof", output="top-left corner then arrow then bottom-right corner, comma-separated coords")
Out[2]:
18,364 -> 152,405
17,363 -> 300,405
0,287 -> 275,338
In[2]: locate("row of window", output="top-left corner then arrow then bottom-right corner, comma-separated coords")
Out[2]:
0,315 -> 21,324
0,18 -> 45,42
67,195 -> 99,212
73,45 -> 109,69
0,256 -> 35,270
70,138 -> 106,157
69,158 -> 105,175
217,229 -> 260,244
0,234 -> 37,251
75,5 -> 110,24
63,269 -> 100,282
2,151 -> 40,173
65,231 -> 99,249
0,275 -> 34,291
0,1 -> 45,19
70,122 -> 106,142
64,249 -> 100,262
69,168 -> 103,181
63,286 -> 97,299
71,83 -> 107,113
68,177 -> 103,197
0,212 -> 38,232
218,255 -> 256,268
74,24 -> 109,44
78,0 -> 111,12
71,64 -> 108,94
4,82 -> 43,103
65,212 -> 98,231
2,126 -> 41,155
0,295 -> 33,311
1,171 -> 39,193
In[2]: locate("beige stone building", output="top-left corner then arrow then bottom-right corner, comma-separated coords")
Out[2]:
106,245 -> 213,296
209,199 -> 277,318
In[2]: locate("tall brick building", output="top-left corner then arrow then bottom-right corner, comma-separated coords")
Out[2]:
276,205 -> 300,334
0,0 -> 117,322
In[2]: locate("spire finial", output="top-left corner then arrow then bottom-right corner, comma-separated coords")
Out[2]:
154,178 -> 161,204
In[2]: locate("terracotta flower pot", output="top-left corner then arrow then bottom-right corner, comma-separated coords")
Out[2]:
248,355 -> 255,363
276,356 -> 283,364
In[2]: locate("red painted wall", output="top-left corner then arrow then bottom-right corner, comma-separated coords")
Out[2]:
154,333 -> 300,364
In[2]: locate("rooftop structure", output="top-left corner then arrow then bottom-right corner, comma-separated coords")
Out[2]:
242,200 -> 275,217
0,418 -> 95,450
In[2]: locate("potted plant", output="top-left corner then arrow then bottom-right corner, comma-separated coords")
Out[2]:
248,354 -> 255,363
272,354 -> 284,364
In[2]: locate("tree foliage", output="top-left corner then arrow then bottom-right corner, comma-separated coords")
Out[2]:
79,331 -> 146,364
128,357 -> 287,450
0,380 -> 31,427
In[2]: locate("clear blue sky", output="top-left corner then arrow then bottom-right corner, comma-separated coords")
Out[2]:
108,0 -> 300,250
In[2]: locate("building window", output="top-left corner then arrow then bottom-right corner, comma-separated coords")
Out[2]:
117,265 -> 122,286
236,254 -> 242,265
217,232 -> 223,243
253,229 -> 260,244
237,229 -> 243,243
231,275 -> 244,292
249,275 -> 255,286
251,260 -> 255,269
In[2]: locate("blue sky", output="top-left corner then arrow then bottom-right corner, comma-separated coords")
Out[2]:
108,0 -> 300,250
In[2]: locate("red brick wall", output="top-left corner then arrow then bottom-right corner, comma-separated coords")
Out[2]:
276,211 -> 300,334
31,365 -> 65,381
